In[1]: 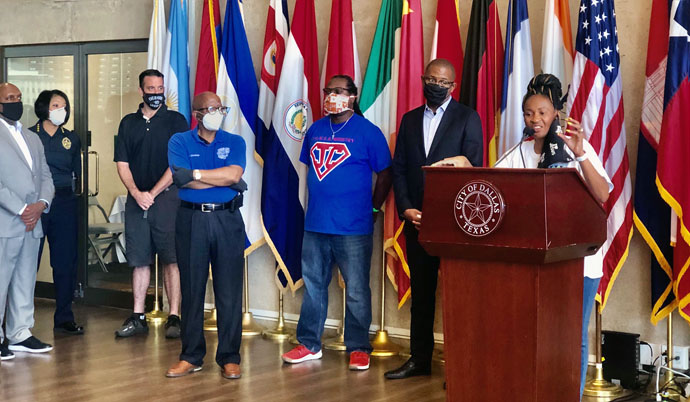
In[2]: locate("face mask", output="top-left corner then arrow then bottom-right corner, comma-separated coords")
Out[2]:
323,93 -> 353,115
423,83 -> 450,108
48,107 -> 67,126
202,111 -> 224,131
143,93 -> 165,109
0,101 -> 23,122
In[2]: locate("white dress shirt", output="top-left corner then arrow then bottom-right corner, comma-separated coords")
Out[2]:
0,118 -> 32,169
0,118 -> 44,215
422,96 -> 452,157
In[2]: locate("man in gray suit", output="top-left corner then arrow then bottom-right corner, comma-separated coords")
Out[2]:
0,83 -> 55,360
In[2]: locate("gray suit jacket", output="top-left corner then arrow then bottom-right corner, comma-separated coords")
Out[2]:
0,120 -> 54,238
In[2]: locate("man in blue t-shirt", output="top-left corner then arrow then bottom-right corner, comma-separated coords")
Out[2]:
164,92 -> 246,381
282,75 -> 392,371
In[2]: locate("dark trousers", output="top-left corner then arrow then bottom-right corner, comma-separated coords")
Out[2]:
38,189 -> 78,326
176,206 -> 244,367
404,225 -> 440,367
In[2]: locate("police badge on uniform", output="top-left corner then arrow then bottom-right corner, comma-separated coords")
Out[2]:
217,147 -> 230,160
62,137 -> 72,150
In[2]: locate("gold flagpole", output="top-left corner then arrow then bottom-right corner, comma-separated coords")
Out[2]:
583,302 -> 623,397
371,240 -> 400,356
262,289 -> 293,340
241,256 -> 263,336
146,254 -> 167,324
661,313 -> 683,400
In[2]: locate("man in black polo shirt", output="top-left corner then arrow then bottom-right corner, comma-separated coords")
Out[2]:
113,69 -> 188,338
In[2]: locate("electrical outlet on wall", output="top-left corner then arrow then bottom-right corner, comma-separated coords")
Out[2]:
661,345 -> 690,371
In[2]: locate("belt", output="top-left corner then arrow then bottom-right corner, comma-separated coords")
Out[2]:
180,195 -> 243,213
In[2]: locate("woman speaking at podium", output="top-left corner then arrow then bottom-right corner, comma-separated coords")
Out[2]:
494,73 -> 613,398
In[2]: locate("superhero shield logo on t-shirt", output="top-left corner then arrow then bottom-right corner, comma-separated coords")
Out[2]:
310,142 -> 351,181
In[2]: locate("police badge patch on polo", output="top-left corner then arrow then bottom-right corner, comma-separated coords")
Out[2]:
217,147 -> 230,160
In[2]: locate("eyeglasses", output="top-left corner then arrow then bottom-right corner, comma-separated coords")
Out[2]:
194,106 -> 230,115
323,87 -> 350,96
422,76 -> 454,89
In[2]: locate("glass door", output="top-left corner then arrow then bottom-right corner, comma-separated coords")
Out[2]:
2,40 -> 148,308
4,44 -> 81,298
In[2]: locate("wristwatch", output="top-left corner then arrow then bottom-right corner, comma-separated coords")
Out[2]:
193,169 -> 202,181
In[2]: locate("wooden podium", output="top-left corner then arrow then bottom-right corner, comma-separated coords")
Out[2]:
418,167 -> 606,402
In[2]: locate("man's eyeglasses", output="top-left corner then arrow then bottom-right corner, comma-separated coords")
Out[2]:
194,106 -> 230,115
422,76 -> 454,89
323,87 -> 350,96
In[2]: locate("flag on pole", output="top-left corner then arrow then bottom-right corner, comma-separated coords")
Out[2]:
430,0 -> 464,99
147,0 -> 166,71
460,0 -> 504,166
633,0 -> 674,325
257,0 -> 320,291
498,0 -> 533,159
568,0 -> 634,311
193,0 -> 222,95
657,0 -> 690,322
360,0 -> 408,306
541,0 -> 575,88
216,0 -> 264,255
188,0 -> 199,97
256,0 -> 289,147
320,0 -> 361,93
161,0 -> 191,124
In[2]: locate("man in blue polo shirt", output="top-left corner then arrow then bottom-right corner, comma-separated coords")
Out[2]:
164,92 -> 246,380
282,75 -> 392,371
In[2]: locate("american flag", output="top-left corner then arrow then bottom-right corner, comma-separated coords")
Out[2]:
567,0 -> 633,310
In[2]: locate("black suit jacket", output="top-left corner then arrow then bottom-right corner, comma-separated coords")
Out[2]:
392,99 -> 483,216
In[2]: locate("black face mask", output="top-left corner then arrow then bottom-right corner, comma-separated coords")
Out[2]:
0,101 -> 23,122
423,83 -> 450,108
143,93 -> 165,110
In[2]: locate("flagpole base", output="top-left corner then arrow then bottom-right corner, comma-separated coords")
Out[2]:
262,318 -> 293,341
323,332 -> 347,351
288,334 -> 300,345
145,302 -> 168,325
583,364 -> 623,398
241,312 -> 263,337
659,370 -> 684,401
203,308 -> 218,332
370,330 -> 401,357
432,346 -> 445,364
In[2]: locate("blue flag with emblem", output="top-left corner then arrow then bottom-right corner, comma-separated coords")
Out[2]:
161,0 -> 191,124
216,0 -> 265,254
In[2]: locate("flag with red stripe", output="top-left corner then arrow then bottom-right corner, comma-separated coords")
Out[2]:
633,0 -> 675,325
320,0 -> 361,94
460,0 -> 504,166
430,0 -> 464,99
568,0 -> 633,311
192,0 -> 222,129
658,0 -> 690,322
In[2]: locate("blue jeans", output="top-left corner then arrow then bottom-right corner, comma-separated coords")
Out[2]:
581,277 -> 601,398
296,231 -> 373,354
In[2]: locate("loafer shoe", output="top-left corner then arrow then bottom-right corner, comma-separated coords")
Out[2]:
55,321 -> 84,335
166,360 -> 202,378
221,363 -> 241,379
384,359 -> 431,379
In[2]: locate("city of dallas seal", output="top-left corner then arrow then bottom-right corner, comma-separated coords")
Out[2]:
454,180 -> 506,237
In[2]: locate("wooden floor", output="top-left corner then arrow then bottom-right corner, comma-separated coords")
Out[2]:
1,299 -> 446,402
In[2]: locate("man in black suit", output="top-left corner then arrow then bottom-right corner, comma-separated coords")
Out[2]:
385,59 -> 483,379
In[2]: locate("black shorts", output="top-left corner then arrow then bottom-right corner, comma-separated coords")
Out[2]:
124,186 -> 179,267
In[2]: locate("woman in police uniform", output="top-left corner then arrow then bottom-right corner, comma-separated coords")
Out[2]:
30,89 -> 83,335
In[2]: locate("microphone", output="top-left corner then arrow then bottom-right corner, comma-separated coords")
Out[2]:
522,126 -> 535,139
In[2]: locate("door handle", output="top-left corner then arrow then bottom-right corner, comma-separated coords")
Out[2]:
75,150 -> 85,196
88,151 -> 99,197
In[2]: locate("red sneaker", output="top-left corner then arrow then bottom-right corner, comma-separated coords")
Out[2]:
282,345 -> 323,364
349,351 -> 370,370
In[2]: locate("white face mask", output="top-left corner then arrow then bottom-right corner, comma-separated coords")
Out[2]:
202,111 -> 224,132
48,107 -> 67,126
